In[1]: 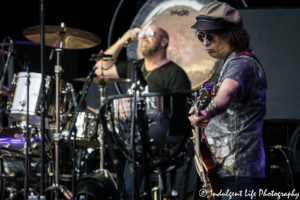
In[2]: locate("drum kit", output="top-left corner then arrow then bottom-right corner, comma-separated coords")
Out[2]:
0,23 -> 194,200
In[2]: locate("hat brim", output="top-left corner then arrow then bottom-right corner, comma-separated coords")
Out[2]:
191,16 -> 232,30
191,20 -> 228,30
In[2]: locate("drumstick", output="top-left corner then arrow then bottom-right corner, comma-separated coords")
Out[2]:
140,7 -> 162,28
87,106 -> 96,113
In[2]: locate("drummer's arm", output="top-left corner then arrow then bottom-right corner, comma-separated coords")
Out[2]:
95,28 -> 141,78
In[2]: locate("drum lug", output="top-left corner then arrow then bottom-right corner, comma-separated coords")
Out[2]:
19,100 -> 26,107
4,143 -> 12,149
53,133 -> 61,142
11,74 -> 17,87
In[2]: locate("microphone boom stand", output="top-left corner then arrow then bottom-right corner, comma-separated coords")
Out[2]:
129,60 -> 143,200
66,66 -> 98,200
24,62 -> 31,200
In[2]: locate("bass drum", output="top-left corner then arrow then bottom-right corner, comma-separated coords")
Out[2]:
0,149 -> 39,199
75,173 -> 118,200
106,93 -> 191,169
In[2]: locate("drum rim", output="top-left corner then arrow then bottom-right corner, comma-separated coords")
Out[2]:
106,92 -> 192,100
16,71 -> 43,77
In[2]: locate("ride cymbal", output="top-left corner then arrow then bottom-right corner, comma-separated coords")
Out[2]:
23,25 -> 101,49
74,76 -> 130,85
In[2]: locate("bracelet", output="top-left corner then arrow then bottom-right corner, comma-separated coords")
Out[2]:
206,101 -> 217,117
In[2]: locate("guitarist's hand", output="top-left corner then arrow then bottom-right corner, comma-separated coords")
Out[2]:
188,107 -> 212,128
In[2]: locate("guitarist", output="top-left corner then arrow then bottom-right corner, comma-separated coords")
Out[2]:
189,2 -> 267,200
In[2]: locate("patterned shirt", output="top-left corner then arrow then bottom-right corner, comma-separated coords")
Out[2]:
205,51 -> 266,179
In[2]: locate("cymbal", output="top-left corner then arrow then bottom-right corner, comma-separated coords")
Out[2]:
0,127 -> 22,137
23,25 -> 101,49
74,76 -> 130,85
0,85 -> 14,96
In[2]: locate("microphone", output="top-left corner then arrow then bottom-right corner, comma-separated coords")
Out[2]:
8,37 -> 14,45
89,66 -> 98,77
0,49 -> 26,71
133,60 -> 147,88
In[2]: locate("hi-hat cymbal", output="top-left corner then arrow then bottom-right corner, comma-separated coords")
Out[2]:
74,76 -> 130,85
0,85 -> 14,96
0,127 -> 22,137
23,25 -> 101,49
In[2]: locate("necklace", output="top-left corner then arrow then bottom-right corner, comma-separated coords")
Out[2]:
142,58 -> 167,80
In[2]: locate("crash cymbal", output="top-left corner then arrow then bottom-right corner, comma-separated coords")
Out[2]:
74,76 -> 130,85
23,25 -> 101,49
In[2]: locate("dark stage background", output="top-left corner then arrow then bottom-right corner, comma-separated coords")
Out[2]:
1,0 -> 300,198
1,0 -> 300,120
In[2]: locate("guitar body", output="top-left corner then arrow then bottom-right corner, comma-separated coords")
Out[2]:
192,82 -> 221,200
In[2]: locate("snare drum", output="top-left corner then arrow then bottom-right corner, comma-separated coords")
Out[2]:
106,93 -> 191,168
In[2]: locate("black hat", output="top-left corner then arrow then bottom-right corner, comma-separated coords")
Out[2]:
191,2 -> 243,30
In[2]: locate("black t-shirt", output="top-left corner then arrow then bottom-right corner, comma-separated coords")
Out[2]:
115,59 -> 191,93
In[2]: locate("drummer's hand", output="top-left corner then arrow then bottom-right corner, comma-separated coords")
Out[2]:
188,109 -> 211,128
119,28 -> 142,45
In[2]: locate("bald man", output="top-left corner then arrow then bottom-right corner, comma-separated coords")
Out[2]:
95,25 -> 191,93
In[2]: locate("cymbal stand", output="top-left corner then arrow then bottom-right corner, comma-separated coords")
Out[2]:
24,62 -> 31,200
53,22 -> 66,199
99,67 -> 105,173
94,56 -> 117,189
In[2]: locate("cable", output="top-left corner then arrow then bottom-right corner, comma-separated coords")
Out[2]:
270,145 -> 300,154
278,148 -> 295,190
107,0 -> 125,95
289,124 -> 300,166
107,0 -> 125,48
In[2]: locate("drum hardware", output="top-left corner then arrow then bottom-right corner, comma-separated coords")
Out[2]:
73,76 -> 130,86
0,49 -> 13,99
0,85 -> 14,97
75,173 -> 118,200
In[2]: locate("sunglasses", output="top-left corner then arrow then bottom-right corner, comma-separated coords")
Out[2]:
138,28 -> 156,40
197,32 -> 214,43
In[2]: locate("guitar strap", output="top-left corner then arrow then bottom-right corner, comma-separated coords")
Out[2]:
237,50 -> 267,89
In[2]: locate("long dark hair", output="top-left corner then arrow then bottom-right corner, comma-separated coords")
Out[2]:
217,25 -> 250,51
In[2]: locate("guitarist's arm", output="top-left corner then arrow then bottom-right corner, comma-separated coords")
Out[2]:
188,78 -> 241,128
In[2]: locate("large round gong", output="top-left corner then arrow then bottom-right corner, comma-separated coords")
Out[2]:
127,0 -> 218,89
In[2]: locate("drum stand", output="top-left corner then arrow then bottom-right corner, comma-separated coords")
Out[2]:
51,22 -> 67,199
53,46 -> 63,200
24,63 -> 31,200
95,67 -> 117,189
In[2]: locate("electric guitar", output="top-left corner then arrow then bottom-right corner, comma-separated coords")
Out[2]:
192,82 -> 221,200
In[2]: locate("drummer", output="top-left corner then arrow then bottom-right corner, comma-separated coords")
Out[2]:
95,25 -> 191,200
95,25 -> 191,93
